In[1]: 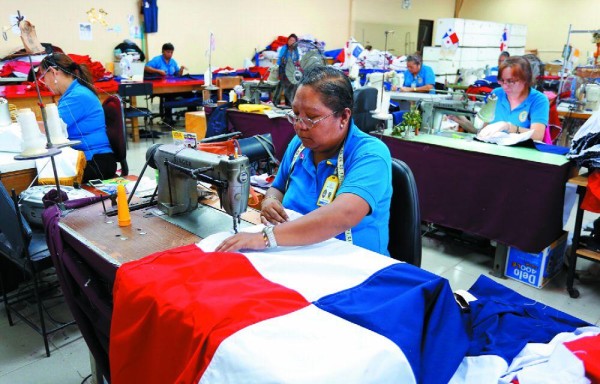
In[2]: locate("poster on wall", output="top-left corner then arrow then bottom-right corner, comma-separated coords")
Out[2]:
79,22 -> 92,41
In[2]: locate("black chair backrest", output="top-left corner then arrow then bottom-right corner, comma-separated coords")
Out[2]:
43,204 -> 115,383
0,181 -> 32,264
117,82 -> 153,98
102,95 -> 129,176
388,158 -> 422,266
353,86 -> 379,133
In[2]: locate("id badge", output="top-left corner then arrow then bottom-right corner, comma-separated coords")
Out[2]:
317,175 -> 339,206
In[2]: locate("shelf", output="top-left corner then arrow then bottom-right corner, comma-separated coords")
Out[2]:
575,248 -> 600,262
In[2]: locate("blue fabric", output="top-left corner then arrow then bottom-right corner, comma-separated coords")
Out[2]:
271,123 -> 392,255
58,80 -> 112,160
465,275 -> 589,363
316,262 -> 469,384
142,0 -> 158,33
325,48 -> 343,58
146,55 -> 179,76
491,87 -> 549,127
403,64 -> 436,88
533,142 -> 570,155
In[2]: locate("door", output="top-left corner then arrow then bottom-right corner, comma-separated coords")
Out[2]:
417,19 -> 434,55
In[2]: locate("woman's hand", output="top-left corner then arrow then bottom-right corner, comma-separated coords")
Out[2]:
261,196 -> 289,225
216,232 -> 266,252
477,121 -> 510,139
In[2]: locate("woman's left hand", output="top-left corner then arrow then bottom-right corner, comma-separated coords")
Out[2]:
215,232 -> 266,252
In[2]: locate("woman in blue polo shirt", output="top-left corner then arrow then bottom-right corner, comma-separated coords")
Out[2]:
217,66 -> 393,255
39,53 -> 116,181
477,56 -> 549,141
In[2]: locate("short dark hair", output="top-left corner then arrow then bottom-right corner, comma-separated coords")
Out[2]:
162,43 -> 174,51
299,66 -> 353,114
288,34 -> 298,41
499,51 -> 510,59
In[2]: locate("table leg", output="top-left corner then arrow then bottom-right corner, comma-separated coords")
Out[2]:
566,186 -> 585,298
491,243 -> 508,278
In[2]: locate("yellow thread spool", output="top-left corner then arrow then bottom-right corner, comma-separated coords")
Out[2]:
117,184 -> 131,227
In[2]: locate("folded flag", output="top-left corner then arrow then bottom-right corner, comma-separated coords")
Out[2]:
500,27 -> 508,52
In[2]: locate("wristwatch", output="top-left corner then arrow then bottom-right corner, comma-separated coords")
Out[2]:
262,226 -> 278,248
412,86 -> 416,92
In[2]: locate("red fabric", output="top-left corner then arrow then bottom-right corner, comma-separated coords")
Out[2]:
268,36 -> 289,51
564,334 -> 600,383
581,171 -> 600,213
466,85 -> 493,101
336,49 -> 346,64
110,244 -> 310,384
67,53 -> 107,82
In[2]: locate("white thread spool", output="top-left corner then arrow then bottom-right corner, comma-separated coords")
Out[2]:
0,98 -> 11,127
17,108 -> 47,156
45,103 -> 69,144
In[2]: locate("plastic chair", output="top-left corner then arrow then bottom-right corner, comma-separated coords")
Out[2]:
102,95 -> 129,176
43,203 -> 116,383
216,76 -> 243,101
118,82 -> 155,142
388,158 -> 422,266
353,86 -> 379,133
0,181 -> 75,357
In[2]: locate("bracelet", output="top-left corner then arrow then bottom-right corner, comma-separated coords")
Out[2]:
262,225 -> 278,248
264,195 -> 279,201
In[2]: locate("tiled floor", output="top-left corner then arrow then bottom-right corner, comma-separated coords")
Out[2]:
1,133 -> 600,383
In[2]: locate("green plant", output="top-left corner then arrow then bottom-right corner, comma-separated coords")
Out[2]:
392,105 -> 421,136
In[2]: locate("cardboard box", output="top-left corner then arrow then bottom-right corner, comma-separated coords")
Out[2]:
185,111 -> 207,140
504,231 -> 567,289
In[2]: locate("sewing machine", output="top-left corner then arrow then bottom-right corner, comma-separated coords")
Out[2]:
147,144 -> 250,234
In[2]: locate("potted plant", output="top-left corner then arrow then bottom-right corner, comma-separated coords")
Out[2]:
392,105 -> 421,137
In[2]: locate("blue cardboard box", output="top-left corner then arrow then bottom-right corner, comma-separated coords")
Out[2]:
504,231 -> 568,289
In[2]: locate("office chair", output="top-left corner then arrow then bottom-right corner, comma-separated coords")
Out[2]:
388,158 -> 422,266
353,86 -> 379,133
216,76 -> 243,101
0,181 -> 75,357
118,82 -> 155,142
102,95 -> 129,176
43,204 -> 116,383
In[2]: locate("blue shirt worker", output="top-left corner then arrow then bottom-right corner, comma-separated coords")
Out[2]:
478,56 -> 549,142
400,54 -> 435,93
145,42 -> 185,77
216,66 -> 392,255
39,53 -> 116,182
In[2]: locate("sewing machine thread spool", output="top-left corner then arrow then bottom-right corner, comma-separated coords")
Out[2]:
117,184 -> 131,227
17,108 -> 47,156
45,103 -> 69,144
0,98 -> 11,127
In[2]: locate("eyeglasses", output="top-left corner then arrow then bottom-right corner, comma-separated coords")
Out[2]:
286,110 -> 338,129
38,67 -> 51,86
498,78 -> 521,86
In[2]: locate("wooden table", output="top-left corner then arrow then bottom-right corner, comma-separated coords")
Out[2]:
59,195 -> 260,267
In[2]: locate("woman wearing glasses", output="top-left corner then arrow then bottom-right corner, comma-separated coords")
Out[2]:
38,53 -> 116,181
476,56 -> 549,141
217,66 -> 392,255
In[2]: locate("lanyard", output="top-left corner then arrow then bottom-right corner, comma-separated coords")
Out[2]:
286,143 -> 352,244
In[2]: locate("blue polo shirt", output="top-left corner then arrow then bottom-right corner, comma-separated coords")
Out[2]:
271,123 -> 392,256
403,64 -> 436,88
58,80 -> 112,160
146,55 -> 180,76
491,87 -> 549,128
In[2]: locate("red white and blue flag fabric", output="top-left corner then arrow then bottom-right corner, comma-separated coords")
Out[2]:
109,235 -> 599,384
500,27 -> 508,51
442,28 -> 460,49
110,237 -> 469,384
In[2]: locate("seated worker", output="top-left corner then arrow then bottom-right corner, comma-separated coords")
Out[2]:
453,56 -> 549,141
39,53 -> 116,182
217,66 -> 393,255
397,54 -> 435,93
145,42 -> 188,125
145,42 -> 185,77
485,51 -> 510,82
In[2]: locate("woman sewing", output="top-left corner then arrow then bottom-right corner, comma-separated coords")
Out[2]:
38,53 -> 116,181
452,56 -> 549,141
217,66 -> 393,255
